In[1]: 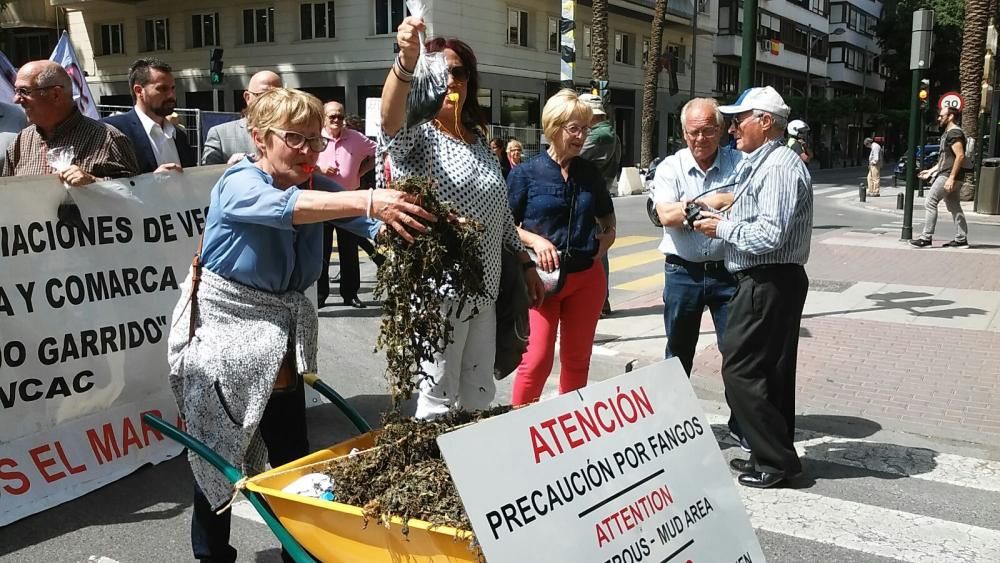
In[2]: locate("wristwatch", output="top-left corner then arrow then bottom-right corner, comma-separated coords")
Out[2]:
521,260 -> 537,270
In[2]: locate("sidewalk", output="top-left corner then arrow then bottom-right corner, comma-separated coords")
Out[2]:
593,228 -> 1000,454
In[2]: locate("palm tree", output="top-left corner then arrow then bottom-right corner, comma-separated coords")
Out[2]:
958,0 -> 992,199
591,0 -> 609,86
640,1 -> 669,167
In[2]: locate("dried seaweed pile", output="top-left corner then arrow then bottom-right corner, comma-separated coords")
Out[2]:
373,175 -> 489,407
324,406 -> 510,536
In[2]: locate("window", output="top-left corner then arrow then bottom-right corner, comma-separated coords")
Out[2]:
666,44 -> 686,74
12,32 -> 55,66
243,7 -> 275,44
809,0 -> 826,16
143,17 -> 170,52
374,0 -> 407,36
758,12 -> 780,42
641,37 -> 650,68
547,17 -> 559,52
99,23 -> 125,56
614,32 -> 634,65
716,63 -> 739,95
191,13 -> 220,48
697,0 -> 710,14
583,25 -> 592,58
501,91 -> 539,128
478,88 -> 492,121
301,1 -> 336,40
508,9 -> 528,47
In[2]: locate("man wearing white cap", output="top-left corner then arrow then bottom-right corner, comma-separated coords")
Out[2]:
692,86 -> 813,489
580,93 -> 621,316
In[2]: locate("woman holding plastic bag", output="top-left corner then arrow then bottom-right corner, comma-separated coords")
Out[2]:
380,15 -> 544,420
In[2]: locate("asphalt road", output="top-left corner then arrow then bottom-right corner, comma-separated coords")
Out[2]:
2,166 -> 998,563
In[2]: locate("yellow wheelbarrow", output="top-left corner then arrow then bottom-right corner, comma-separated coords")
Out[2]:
144,374 -> 479,563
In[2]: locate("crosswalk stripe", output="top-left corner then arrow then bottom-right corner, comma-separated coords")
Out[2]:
609,249 -> 663,271
614,273 -> 662,292
829,190 -> 862,199
612,235 -> 659,249
742,487 -> 1000,562
812,187 -> 843,195
707,415 -> 1000,492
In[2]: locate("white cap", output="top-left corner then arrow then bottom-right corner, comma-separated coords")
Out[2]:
718,86 -> 791,119
787,119 -> 809,137
579,93 -> 607,116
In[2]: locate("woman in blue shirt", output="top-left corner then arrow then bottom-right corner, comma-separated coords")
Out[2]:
507,89 -> 617,406
168,88 -> 432,563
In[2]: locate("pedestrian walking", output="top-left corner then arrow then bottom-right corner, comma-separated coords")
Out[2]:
910,107 -> 970,248
167,87 -> 433,562
380,18 -> 543,420
316,100 -> 378,309
651,97 -> 748,450
507,89 -> 617,406
693,86 -> 812,489
864,137 -> 883,197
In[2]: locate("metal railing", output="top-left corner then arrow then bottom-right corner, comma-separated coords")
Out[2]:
490,125 -> 544,159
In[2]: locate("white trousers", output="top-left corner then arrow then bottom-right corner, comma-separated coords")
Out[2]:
415,302 -> 497,420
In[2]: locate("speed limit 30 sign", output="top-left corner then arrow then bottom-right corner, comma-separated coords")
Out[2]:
939,92 -> 964,111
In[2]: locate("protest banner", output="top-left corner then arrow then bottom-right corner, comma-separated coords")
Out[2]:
0,167 -> 222,525
437,360 -> 766,563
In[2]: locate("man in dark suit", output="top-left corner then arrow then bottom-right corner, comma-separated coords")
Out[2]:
103,58 -> 196,173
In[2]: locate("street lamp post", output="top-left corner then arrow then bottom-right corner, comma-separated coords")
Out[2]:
805,24 -> 812,123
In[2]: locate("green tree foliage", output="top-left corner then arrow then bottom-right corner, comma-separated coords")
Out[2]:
875,0 -> 965,109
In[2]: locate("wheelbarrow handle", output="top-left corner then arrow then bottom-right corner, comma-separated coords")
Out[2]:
142,413 -> 317,563
302,373 -> 373,434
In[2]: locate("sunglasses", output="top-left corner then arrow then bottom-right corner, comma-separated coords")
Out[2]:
327,114 -> 345,121
271,128 -> 329,153
13,85 -> 62,97
449,66 -> 470,82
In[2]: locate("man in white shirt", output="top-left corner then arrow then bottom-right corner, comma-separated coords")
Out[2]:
103,58 -> 196,174
864,137 -> 883,197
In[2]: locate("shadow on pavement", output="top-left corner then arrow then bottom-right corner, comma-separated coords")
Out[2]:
0,456 -> 193,557
812,224 -> 850,230
802,290 -> 989,321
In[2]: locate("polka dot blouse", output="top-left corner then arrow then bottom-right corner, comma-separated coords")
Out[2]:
380,123 -> 524,311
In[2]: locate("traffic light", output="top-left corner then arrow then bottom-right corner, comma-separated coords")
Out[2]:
210,48 -> 224,85
918,78 -> 930,109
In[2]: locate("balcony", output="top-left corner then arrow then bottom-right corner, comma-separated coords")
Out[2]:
828,62 -> 885,92
715,35 -> 827,76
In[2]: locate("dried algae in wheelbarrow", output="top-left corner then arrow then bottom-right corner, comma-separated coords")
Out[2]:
323,407 -> 510,539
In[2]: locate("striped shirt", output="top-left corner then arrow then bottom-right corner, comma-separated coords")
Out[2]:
1,108 -> 139,179
716,138 -> 813,272
651,146 -> 743,261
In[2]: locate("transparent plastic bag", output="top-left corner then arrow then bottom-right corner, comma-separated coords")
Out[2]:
46,146 -> 85,227
47,146 -> 75,177
404,0 -> 448,129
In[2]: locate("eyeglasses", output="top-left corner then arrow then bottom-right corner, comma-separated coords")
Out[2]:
448,66 -> 470,82
327,114 -> 345,121
562,124 -> 591,137
729,112 -> 760,130
271,128 -> 329,152
13,85 -> 62,98
685,126 -> 721,139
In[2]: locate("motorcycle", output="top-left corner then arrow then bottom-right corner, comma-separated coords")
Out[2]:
643,157 -> 663,227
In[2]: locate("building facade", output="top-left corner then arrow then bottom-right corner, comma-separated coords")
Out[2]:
51,0 -> 720,164
714,0 -> 885,165
1,1 -> 60,67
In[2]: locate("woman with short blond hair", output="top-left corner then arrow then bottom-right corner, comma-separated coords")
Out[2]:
168,87 -> 433,561
507,89 -> 617,405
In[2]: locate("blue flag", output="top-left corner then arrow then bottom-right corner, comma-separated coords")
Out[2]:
0,51 -> 16,104
49,31 -> 99,119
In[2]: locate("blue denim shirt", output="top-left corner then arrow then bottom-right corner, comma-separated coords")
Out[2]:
507,152 -> 614,264
201,158 -> 378,293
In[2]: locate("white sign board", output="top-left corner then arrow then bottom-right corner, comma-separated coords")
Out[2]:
0,168 -> 223,525
438,360 -> 765,563
365,98 -> 382,138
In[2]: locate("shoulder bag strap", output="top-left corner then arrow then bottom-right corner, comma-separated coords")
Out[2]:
188,234 -> 204,344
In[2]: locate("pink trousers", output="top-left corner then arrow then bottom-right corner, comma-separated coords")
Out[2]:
512,259 -> 607,405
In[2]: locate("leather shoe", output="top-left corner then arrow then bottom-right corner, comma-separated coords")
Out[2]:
729,458 -> 754,473
344,297 -> 366,309
738,471 -> 795,489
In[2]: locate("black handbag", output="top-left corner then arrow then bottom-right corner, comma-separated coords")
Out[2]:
526,187 -> 577,297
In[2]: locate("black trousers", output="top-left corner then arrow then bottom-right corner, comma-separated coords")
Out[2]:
720,264 -> 808,475
319,223 -> 377,303
190,379 -> 309,562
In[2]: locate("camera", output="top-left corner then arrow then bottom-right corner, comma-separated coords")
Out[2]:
684,202 -> 703,228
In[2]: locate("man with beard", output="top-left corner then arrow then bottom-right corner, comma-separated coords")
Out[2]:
104,58 -> 196,173
2,60 -> 138,182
